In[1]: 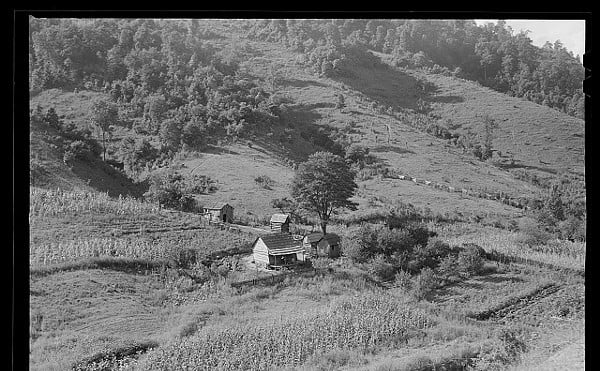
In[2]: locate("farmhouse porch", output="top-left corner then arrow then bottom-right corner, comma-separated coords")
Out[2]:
252,234 -> 305,269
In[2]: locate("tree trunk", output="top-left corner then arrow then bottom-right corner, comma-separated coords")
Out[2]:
102,131 -> 106,162
320,221 -> 327,235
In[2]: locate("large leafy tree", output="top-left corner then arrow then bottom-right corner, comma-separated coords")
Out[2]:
89,99 -> 119,161
291,151 -> 358,234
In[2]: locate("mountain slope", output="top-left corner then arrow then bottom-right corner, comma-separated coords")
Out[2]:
29,111 -> 145,198
28,27 -> 585,222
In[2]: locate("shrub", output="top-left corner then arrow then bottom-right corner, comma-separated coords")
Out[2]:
344,144 -> 370,167
457,244 -> 485,277
406,238 -> 452,272
407,245 -> 428,272
144,171 -> 198,212
558,216 -> 586,242
343,225 -> 379,262
437,254 -> 459,281
394,269 -> 412,291
341,236 -> 370,263
368,254 -> 396,281
406,223 -> 432,247
167,248 -> 198,269
424,238 -> 454,263
376,227 -> 415,255
254,174 -> 274,190
516,218 -> 553,247
411,267 -> 438,300
475,327 -> 528,368
62,140 -> 100,163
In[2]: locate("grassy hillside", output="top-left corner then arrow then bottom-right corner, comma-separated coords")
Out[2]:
30,90 -> 146,197
29,26 -> 586,223
412,67 -> 585,177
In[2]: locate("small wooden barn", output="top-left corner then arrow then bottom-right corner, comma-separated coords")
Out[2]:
270,214 -> 291,233
302,233 -> 341,258
202,203 -> 234,223
252,234 -> 305,268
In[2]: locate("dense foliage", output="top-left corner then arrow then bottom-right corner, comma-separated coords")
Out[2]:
144,170 -> 216,211
245,19 -> 584,119
30,104 -> 103,165
29,18 -> 283,157
291,151 -> 358,234
528,176 -> 586,241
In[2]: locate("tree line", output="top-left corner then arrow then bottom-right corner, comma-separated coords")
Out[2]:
244,19 -> 584,119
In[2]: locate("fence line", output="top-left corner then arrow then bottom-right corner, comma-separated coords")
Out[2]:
391,172 -> 529,210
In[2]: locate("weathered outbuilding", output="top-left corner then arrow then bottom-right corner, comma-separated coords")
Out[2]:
270,213 -> 291,233
302,232 -> 341,258
252,234 -> 305,268
203,203 -> 234,223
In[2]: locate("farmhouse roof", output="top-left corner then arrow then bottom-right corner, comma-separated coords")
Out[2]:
256,234 -> 303,256
270,214 -> 290,223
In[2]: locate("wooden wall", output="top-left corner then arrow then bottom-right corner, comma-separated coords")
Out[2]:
252,238 -> 271,266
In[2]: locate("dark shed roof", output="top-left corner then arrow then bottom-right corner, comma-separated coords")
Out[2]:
204,203 -> 232,210
321,233 -> 341,245
270,214 -> 290,223
304,232 -> 341,245
305,232 -> 324,243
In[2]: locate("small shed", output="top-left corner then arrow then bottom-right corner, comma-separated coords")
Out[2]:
270,214 -> 291,233
203,203 -> 234,223
302,232 -> 324,256
252,234 -> 305,268
303,233 -> 341,258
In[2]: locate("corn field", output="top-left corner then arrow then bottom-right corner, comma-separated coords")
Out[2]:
29,187 -> 159,220
30,228 -> 255,267
29,237 -> 169,265
441,228 -> 585,271
137,293 -> 434,370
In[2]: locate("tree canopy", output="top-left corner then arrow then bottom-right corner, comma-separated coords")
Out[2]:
291,151 -> 358,234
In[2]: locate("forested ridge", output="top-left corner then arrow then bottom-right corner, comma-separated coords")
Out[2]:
244,19 -> 584,119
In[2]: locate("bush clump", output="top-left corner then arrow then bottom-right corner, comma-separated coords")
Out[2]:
411,267 -> 439,300
367,254 -> 396,281
457,243 -> 485,277
254,174 -> 274,190
515,217 -> 553,247
62,140 -> 101,163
